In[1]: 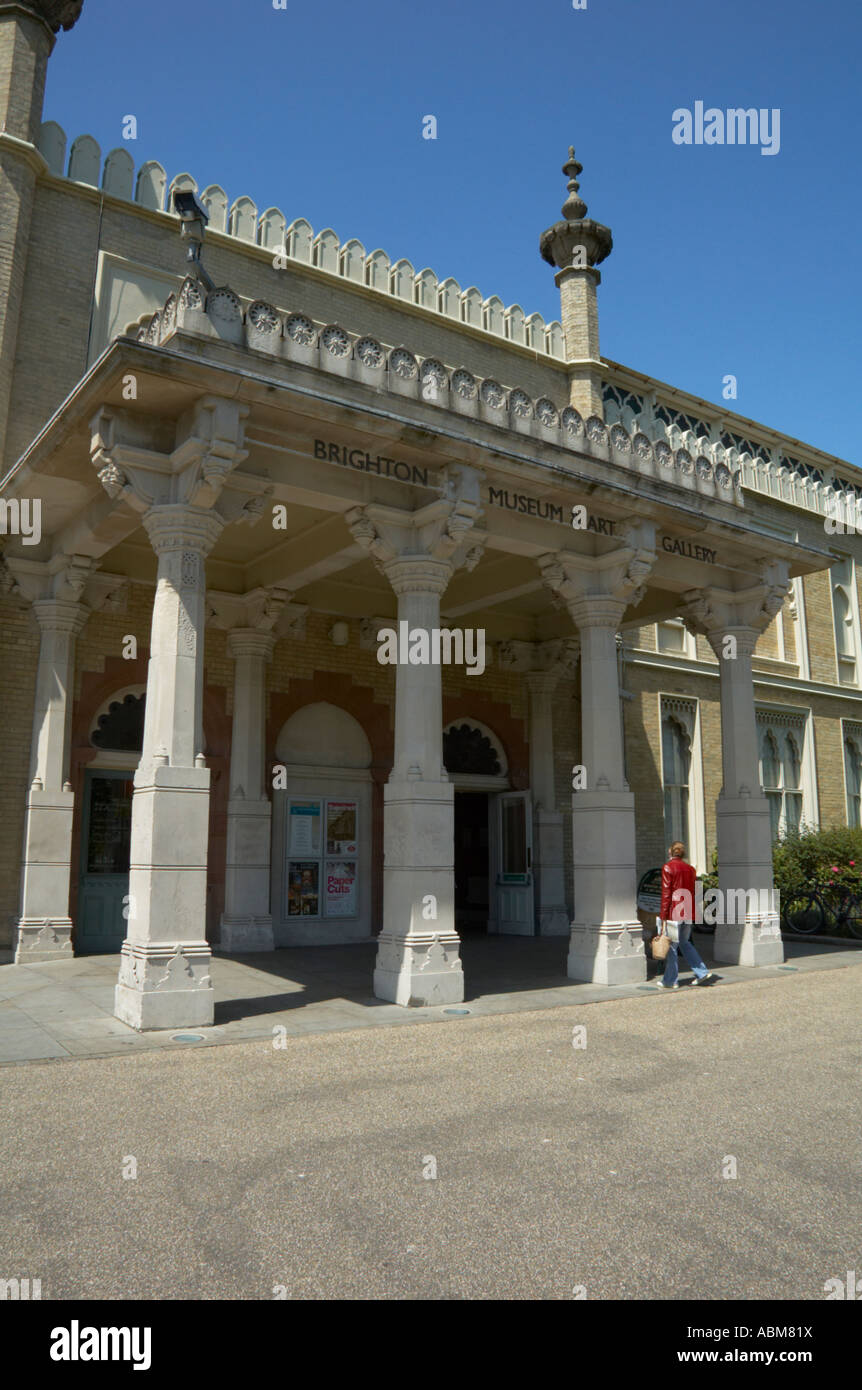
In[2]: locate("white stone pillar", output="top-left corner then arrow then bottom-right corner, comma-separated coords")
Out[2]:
375,556 -> 463,1005
539,524 -> 656,984
565,599 -> 644,982
345,467 -> 484,1006
683,575 -> 788,966
14,598 -> 89,962
114,504 -> 224,1030
220,628 -> 275,952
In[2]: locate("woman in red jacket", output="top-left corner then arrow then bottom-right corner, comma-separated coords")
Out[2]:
658,842 -> 719,990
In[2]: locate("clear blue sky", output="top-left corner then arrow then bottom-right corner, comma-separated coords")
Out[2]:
45,0 -> 860,463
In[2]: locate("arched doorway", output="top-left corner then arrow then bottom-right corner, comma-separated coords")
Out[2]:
77,688 -> 145,953
443,718 -> 533,935
271,702 -> 374,945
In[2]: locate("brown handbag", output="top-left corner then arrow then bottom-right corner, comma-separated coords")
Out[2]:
650,923 -> 671,960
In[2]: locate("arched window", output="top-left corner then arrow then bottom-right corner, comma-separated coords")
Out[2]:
760,731 -> 782,839
443,723 -> 502,776
757,711 -> 810,839
832,558 -> 859,685
90,692 -> 146,751
845,735 -> 862,827
834,586 -> 853,657
661,713 -> 691,850
783,734 -> 802,833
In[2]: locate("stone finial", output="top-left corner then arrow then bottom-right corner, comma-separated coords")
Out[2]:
539,144 -> 613,271
561,146 -> 587,220
14,1 -> 85,31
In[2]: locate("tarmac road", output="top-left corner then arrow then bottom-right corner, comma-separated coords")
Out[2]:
1,964 -> 859,1300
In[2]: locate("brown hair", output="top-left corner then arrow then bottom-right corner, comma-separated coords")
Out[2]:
668,842 -> 686,858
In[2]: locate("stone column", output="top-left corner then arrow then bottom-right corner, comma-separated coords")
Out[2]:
346,466 -> 483,1005
14,597 -> 88,962
539,523 -> 656,984
114,504 -> 224,1030
219,628 -> 276,952
682,568 -> 790,966
375,555 -> 462,1004
498,638 -> 579,936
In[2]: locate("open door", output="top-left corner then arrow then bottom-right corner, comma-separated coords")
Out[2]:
495,791 -> 534,935
77,769 -> 133,953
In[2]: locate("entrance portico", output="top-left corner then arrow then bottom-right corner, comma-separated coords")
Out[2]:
0,295 -> 833,1026
0,150 -> 840,1028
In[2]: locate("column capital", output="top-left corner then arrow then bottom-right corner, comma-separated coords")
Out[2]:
90,397 -> 263,522
681,562 -> 791,655
380,555 -> 454,597
497,637 -> 580,678
537,520 -> 656,629
524,669 -> 561,698
226,628 -> 276,662
142,504 -> 225,558
345,463 -> 485,595
30,596 -> 90,636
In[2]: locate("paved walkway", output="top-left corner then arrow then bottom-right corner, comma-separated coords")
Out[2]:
1,933 -> 859,1066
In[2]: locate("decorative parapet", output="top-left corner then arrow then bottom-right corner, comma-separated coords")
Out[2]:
35,123 -> 565,360
602,377 -> 862,530
128,279 -> 746,511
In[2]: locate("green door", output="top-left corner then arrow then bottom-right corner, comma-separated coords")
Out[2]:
77,770 -> 134,953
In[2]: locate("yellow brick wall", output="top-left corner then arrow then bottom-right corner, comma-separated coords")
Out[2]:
803,570 -> 838,685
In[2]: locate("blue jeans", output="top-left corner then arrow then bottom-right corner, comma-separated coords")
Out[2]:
662,922 -> 709,986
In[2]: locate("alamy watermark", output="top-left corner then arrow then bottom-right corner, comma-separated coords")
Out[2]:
376,622 -> 485,676
0,497 -> 41,545
672,102 -> 780,156
667,884 -> 780,928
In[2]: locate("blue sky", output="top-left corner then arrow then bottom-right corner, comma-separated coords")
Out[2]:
45,0 -> 860,463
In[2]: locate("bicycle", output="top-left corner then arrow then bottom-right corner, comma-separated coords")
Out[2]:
780,879 -> 862,939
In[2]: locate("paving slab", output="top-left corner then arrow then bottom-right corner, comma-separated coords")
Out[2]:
0,934 -> 859,1066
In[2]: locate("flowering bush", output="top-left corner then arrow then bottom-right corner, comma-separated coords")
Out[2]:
705,826 -> 862,936
773,825 -> 862,900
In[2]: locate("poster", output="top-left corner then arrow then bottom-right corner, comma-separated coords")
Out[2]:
287,861 -> 319,916
289,801 -> 320,855
324,860 -> 357,917
326,801 -> 357,855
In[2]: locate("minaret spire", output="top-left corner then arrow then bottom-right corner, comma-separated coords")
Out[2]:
539,144 -> 613,420
540,144 -> 612,271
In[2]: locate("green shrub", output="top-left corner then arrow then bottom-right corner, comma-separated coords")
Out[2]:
772,825 -> 862,898
706,825 -> 862,936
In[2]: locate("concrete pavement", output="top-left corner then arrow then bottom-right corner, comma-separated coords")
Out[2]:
0,953 -> 861,1299
0,934 -> 859,1065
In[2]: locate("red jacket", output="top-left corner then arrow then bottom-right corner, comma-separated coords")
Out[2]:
661,858 -> 696,922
